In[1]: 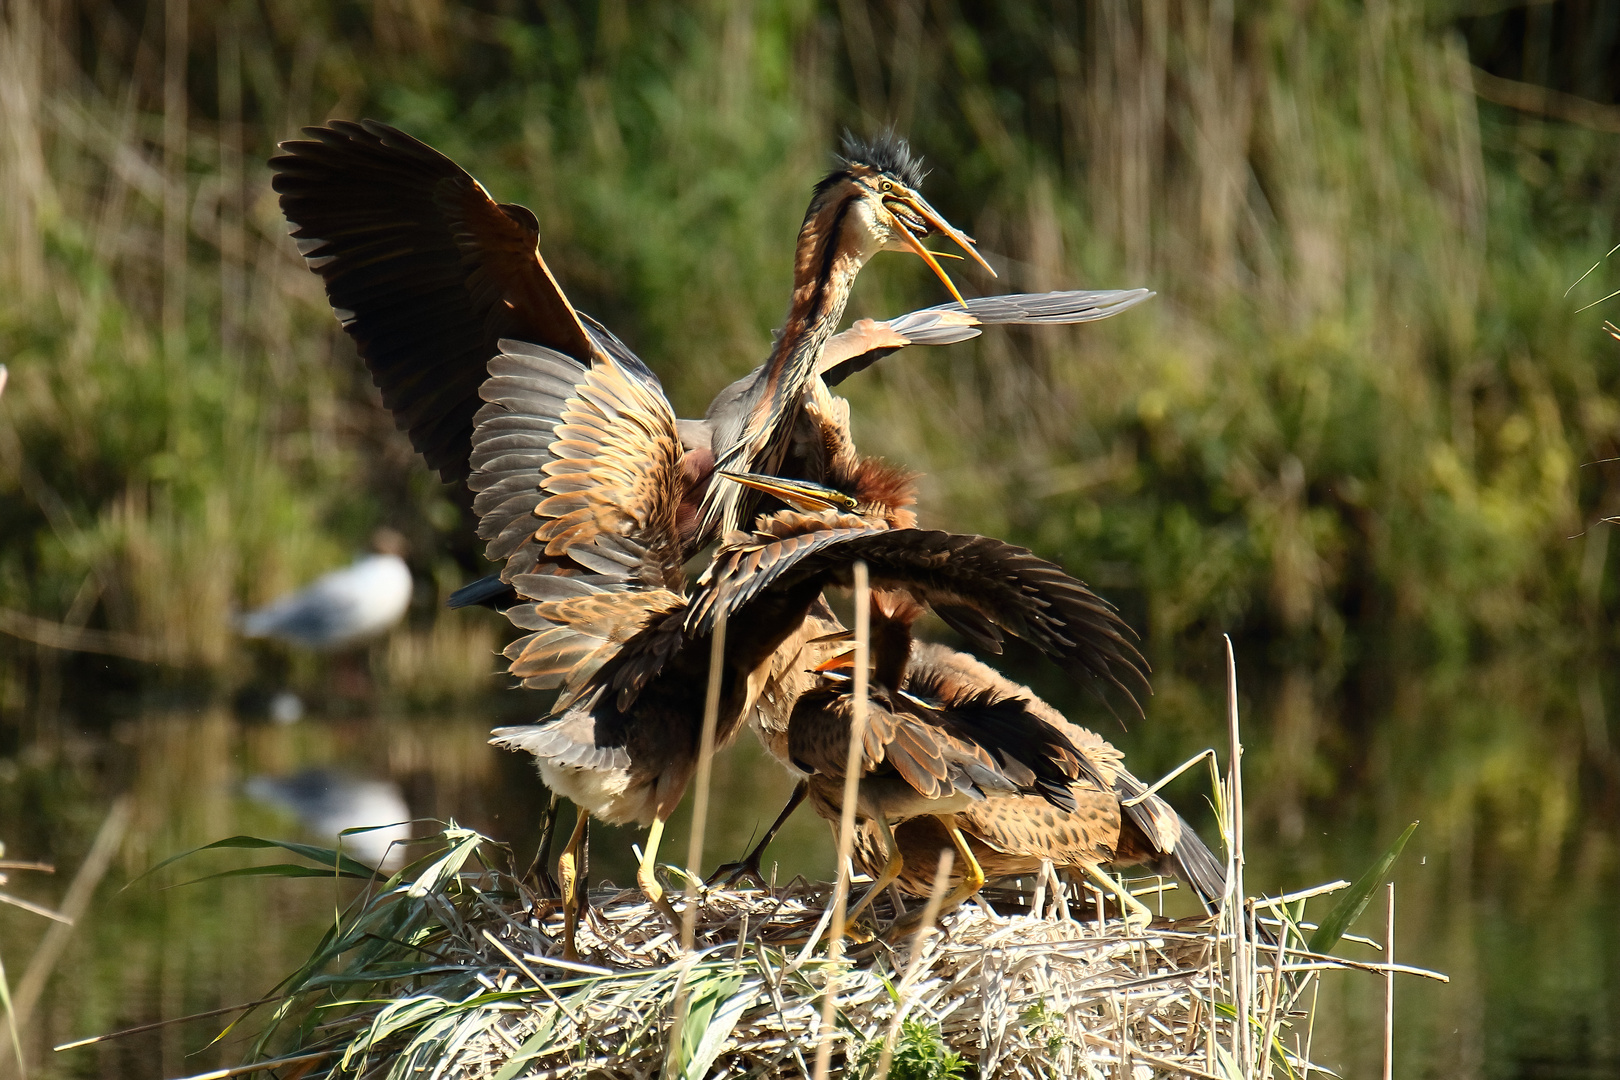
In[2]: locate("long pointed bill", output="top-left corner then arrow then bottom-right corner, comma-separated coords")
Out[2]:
813,649 -> 856,672
716,471 -> 858,513
892,222 -> 968,305
891,194 -> 999,279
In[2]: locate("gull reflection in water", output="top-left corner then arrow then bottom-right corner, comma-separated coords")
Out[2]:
245,768 -> 412,871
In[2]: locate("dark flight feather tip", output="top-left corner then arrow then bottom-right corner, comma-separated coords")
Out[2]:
837,128 -> 927,190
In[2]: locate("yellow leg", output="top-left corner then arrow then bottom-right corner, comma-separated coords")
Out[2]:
935,825 -> 987,912
557,810 -> 589,961
1084,864 -> 1152,932
636,815 -> 681,925
885,821 -> 985,939
846,817 -> 903,924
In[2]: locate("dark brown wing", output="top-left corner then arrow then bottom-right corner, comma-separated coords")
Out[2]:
789,689 -> 1009,803
690,515 -> 1150,712
272,119 -> 613,482
788,678 -> 1081,810
818,289 -> 1154,386
468,340 -> 686,589
1106,762 -> 1228,909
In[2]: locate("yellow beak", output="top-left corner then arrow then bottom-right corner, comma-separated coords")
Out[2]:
717,471 -> 859,513
884,190 -> 998,304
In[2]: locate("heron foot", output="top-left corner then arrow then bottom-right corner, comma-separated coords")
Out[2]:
1084,864 -> 1154,934
705,855 -> 768,891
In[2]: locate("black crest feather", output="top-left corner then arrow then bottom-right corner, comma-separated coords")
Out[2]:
837,129 -> 927,190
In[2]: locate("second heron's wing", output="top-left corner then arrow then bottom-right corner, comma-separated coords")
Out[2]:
690,514 -> 1150,713
817,288 -> 1154,386
468,340 -> 687,588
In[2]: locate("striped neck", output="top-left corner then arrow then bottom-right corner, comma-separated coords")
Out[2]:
702,184 -> 880,538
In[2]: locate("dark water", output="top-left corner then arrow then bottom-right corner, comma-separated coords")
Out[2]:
1,651 -> 1616,1079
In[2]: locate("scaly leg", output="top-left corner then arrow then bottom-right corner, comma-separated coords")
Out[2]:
935,823 -> 987,913
524,794 -> 562,897
846,816 -> 903,924
1084,863 -> 1152,933
886,819 -> 986,938
557,810 -> 589,962
636,815 -> 681,925
707,780 -> 808,889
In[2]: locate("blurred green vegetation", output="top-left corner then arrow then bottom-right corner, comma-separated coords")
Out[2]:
3,1 -> 1618,713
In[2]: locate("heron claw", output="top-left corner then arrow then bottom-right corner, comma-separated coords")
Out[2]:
705,856 -> 768,891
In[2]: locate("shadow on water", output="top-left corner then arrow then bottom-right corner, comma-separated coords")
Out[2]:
0,649 -> 1616,1079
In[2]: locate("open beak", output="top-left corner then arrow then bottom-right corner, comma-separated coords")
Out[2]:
717,471 -> 858,513
884,191 -> 998,303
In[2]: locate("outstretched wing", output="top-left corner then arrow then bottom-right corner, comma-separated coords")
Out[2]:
273,119 -> 648,481
468,340 -> 687,588
818,289 -> 1154,386
691,514 -> 1149,713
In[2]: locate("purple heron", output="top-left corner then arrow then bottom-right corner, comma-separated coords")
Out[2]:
472,333 -> 1147,952
705,432 -> 1153,920
272,122 -> 987,510
844,644 -> 1225,930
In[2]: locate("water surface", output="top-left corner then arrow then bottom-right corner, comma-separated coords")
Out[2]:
1,650 -> 1615,1078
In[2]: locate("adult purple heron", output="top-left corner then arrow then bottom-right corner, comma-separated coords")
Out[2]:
272,121 -> 987,514
447,285 -> 1151,612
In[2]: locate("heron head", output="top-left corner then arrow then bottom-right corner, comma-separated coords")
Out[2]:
808,131 -> 997,304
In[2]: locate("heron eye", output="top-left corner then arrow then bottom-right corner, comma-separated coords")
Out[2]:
880,180 -> 894,193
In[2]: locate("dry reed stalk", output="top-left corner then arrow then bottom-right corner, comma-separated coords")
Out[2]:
1384,881 -> 1396,1080
681,608 -> 728,952
812,560 -> 869,1080
0,797 -> 130,1078
1223,634 -> 1250,1072
664,608 -> 728,1078
871,850 -> 953,1080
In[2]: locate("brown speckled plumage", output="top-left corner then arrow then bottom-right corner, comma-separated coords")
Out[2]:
850,643 -> 1226,909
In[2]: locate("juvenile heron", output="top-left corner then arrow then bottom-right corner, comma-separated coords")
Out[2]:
460,135 -> 1011,948
475,338 -> 1146,952
843,645 -> 1224,930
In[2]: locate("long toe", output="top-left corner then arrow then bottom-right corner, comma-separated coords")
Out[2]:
705,857 -> 768,891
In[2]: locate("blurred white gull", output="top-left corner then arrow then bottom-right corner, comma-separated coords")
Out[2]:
237,529 -> 414,649
244,767 -> 412,870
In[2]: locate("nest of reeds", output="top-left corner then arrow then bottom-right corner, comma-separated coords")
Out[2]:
187,825 -> 1441,1080
436,878 -> 1218,1079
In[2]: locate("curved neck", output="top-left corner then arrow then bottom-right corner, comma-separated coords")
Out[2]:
700,187 -> 876,539
756,191 -> 875,433
871,589 -> 923,691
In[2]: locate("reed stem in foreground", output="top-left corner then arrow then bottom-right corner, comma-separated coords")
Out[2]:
813,560 -> 869,1080
681,608 -> 728,953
